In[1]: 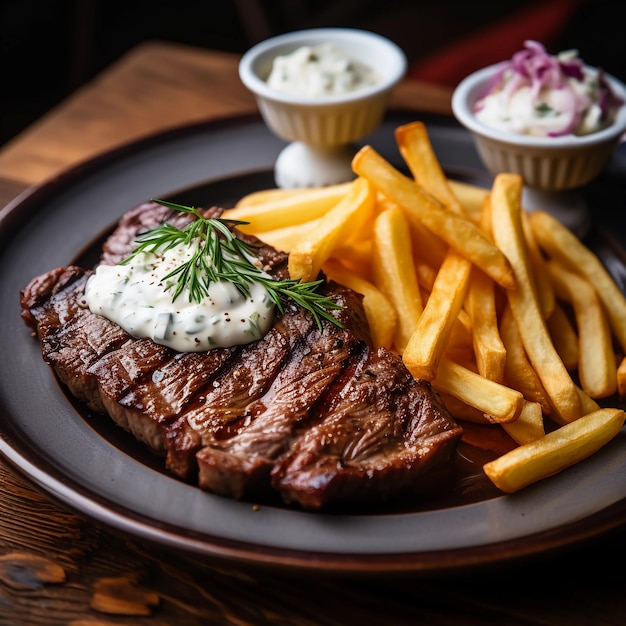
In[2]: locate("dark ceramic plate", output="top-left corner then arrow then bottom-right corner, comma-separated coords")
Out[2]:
1,112 -> 625,573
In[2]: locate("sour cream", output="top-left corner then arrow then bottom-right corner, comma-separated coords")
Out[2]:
83,242 -> 275,352
266,43 -> 379,97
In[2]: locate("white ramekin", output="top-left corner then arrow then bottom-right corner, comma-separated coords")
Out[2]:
239,28 -> 407,148
452,62 -> 626,191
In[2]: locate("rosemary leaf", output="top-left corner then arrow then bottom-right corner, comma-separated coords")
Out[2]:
120,199 -> 345,330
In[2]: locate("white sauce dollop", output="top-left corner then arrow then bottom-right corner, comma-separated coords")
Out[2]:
266,43 -> 379,97
83,242 -> 275,352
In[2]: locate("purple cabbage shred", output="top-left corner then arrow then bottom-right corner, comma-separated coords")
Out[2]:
478,40 -> 623,137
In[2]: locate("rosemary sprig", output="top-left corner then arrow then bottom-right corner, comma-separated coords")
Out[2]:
121,199 -> 345,330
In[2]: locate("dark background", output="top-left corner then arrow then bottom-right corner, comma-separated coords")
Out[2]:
1,0 -> 624,148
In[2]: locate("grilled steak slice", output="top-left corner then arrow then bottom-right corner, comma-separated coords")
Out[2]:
271,345 -> 461,510
20,201 -> 462,510
93,332 -> 238,463
20,267 -> 130,414
195,296 -> 362,500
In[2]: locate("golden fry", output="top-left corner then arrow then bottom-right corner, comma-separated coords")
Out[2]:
617,356 -> 626,398
490,174 -> 582,424
501,400 -> 545,445
464,195 -> 506,382
521,210 -> 556,319
234,186 -> 326,207
227,182 -> 351,231
395,121 -> 467,216
448,179 -> 489,219
403,251 -> 471,381
288,177 -> 376,283
351,146 -> 516,290
466,265 -> 506,383
484,408 -> 625,493
530,209 -> 626,353
432,357 -> 525,423
372,205 -> 423,352
323,259 -> 397,349
546,304 -> 579,372
439,393 -> 491,424
547,260 -> 617,398
499,305 -> 552,414
252,218 -> 320,252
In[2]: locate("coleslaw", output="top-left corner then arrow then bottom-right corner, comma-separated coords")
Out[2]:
473,40 -> 623,137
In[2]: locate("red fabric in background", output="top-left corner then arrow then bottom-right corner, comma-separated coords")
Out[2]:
407,0 -> 585,87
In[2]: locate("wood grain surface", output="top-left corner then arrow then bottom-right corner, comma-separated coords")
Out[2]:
1,455 -> 625,626
0,40 -> 624,626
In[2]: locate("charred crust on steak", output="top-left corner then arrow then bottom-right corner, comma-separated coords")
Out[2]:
20,201 -> 462,511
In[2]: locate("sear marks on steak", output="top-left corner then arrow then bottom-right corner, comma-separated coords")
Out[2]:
196,294 -> 363,501
272,345 -> 463,510
20,201 -> 462,511
20,267 -> 130,414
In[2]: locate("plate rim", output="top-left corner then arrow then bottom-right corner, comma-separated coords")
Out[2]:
1,428 -> 624,574
1,110 -> 624,574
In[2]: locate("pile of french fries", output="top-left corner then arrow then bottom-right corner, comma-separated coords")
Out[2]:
226,121 -> 625,494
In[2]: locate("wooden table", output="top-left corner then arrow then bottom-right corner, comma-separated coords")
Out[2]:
0,41 -> 624,625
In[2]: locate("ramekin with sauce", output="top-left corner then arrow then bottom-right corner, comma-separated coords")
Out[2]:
452,41 -> 626,192
239,28 -> 407,187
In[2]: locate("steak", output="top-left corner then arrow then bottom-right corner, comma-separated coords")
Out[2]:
20,201 -> 462,510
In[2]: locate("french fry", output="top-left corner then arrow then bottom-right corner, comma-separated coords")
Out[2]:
227,182 -> 351,231
331,237 -> 373,279
351,146 -> 516,291
408,212 -> 449,270
288,177 -> 376,283
466,265 -> 507,383
323,258 -> 396,349
546,304 -> 579,372
432,356 -> 525,423
414,261 -> 439,293
617,356 -> 626,398
465,199 -> 506,383
372,205 -> 423,352
483,408 -> 625,493
530,209 -> 626,354
235,182 -> 353,208
547,260 -> 617,398
499,305 -> 552,414
490,174 -> 582,424
403,251 -> 471,381
521,210 -> 556,319
448,179 -> 490,219
501,400 -> 545,445
439,393 -> 491,424
395,121 -> 467,216
252,218 -> 321,252
234,187 -> 302,208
